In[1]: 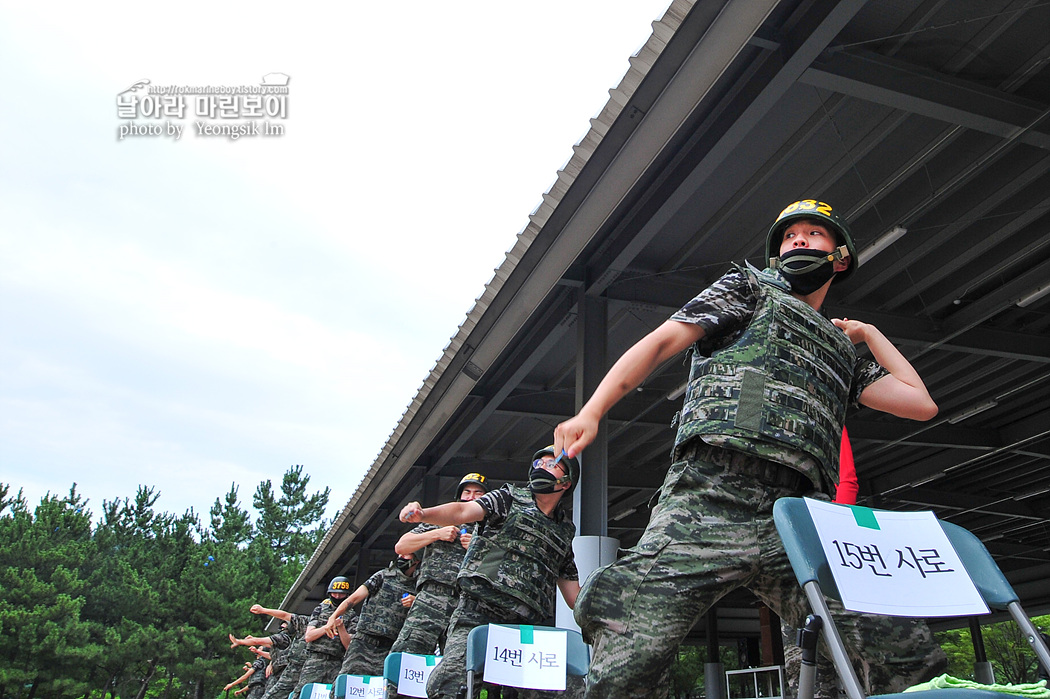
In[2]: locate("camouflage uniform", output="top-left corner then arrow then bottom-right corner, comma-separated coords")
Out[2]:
247,656 -> 268,699
426,484 -> 579,699
340,564 -> 416,678
261,614 -> 311,699
385,524 -> 471,698
291,601 -> 354,699
574,266 -> 945,698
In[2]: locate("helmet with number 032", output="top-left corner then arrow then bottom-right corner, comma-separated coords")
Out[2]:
530,445 -> 580,495
327,576 -> 352,596
765,199 -> 859,283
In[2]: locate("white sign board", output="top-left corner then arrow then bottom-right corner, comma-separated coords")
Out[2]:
484,624 -> 568,691
341,676 -> 385,699
805,498 -> 989,617
396,654 -> 440,698
305,684 -> 331,699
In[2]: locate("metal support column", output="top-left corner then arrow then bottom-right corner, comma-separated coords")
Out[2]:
706,608 -> 726,699
573,290 -> 608,536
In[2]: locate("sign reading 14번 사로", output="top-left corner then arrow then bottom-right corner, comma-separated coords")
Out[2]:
484,625 -> 568,690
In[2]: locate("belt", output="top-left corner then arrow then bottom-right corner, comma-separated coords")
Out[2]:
679,441 -> 810,493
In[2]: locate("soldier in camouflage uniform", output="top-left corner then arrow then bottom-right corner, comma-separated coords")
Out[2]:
224,652 -> 268,697
399,446 -> 582,699
322,556 -> 419,680
230,605 -> 312,699
554,200 -> 946,698
291,577 -> 357,699
384,473 -> 488,698
246,654 -> 269,699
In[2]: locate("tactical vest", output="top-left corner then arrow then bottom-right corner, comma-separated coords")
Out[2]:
356,566 -> 415,641
674,265 -> 856,486
416,523 -> 471,589
458,485 -> 576,620
306,600 -> 345,657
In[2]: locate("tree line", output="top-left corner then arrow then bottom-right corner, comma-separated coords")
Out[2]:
0,466 -> 330,699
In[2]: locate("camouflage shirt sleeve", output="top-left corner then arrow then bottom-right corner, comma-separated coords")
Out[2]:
559,549 -> 579,581
669,267 -> 758,336
288,613 -> 310,637
362,570 -> 385,598
850,358 -> 889,408
267,629 -> 292,649
474,484 -> 514,529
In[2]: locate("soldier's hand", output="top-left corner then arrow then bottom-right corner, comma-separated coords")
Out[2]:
265,665 -> 273,678
831,317 -> 870,345
224,683 -> 235,691
235,687 -> 249,696
438,525 -> 459,542
229,633 -> 242,648
249,604 -> 265,615
554,411 -> 597,459
401,594 -> 416,608
399,502 -> 424,523
459,532 -> 472,549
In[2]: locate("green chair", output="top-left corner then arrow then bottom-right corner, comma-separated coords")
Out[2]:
465,624 -> 590,696
382,652 -> 440,694
295,683 -> 331,699
331,674 -> 382,698
773,497 -> 1050,699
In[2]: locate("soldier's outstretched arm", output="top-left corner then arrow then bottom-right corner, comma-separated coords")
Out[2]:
394,525 -> 459,556
250,604 -> 292,622
230,633 -> 273,648
554,319 -> 705,458
399,500 -> 485,527
833,318 -> 938,420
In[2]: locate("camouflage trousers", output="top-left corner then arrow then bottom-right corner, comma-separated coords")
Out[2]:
385,582 -> 459,698
292,651 -> 343,699
392,580 -> 458,655
262,647 -> 307,699
247,683 -> 267,699
426,593 -> 585,699
341,631 -> 394,677
574,444 -> 946,699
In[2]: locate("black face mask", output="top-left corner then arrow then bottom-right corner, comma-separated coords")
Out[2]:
395,557 -> 415,573
776,247 -> 839,295
528,467 -> 560,494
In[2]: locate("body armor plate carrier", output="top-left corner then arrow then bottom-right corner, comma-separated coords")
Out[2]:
458,485 -> 575,620
674,265 -> 857,488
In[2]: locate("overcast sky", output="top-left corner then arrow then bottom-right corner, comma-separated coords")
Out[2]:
0,1 -> 674,526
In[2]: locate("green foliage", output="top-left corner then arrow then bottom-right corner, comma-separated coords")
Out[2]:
934,615 -> 1050,685
669,643 -> 740,699
0,465 -> 331,699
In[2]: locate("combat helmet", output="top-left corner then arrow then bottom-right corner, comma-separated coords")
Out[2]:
456,472 -> 488,499
327,576 -> 352,596
765,199 -> 858,283
531,445 -> 580,495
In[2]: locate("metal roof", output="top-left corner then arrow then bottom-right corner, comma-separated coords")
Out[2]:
282,0 -> 1050,631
